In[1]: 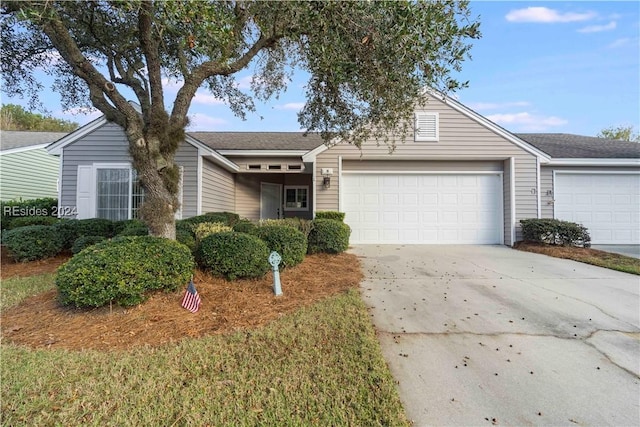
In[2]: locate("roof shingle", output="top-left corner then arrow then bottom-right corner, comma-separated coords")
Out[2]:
517,133 -> 640,159
188,131 -> 325,151
0,130 -> 68,151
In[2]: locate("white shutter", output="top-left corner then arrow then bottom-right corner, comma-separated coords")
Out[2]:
415,112 -> 439,141
76,165 -> 95,219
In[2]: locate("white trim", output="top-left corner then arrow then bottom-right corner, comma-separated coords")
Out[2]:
217,149 -> 309,157
301,139 -> 340,162
340,155 -> 516,161
510,157 -> 516,247
0,143 -> 50,156
196,155 -> 203,215
57,150 -> 64,216
338,156 -> 343,212
312,161 -> 317,218
283,185 -> 309,212
554,170 -> 640,175
91,162 -> 136,220
46,116 -> 108,155
195,146 -> 239,172
341,170 -> 502,175
536,156 -> 541,219
548,158 -> 640,166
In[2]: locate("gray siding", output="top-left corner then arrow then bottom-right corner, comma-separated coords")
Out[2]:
61,122 -> 199,218
235,173 -> 313,220
540,165 -> 640,219
201,158 -> 235,213
315,97 -> 539,244
0,148 -> 59,201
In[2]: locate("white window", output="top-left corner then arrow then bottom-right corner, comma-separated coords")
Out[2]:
284,186 -> 309,211
95,166 -> 145,220
414,112 -> 439,142
77,164 -> 144,220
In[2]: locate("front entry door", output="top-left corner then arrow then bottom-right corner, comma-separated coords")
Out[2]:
260,182 -> 282,219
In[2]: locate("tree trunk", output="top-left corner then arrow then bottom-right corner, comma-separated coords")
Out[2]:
125,122 -> 180,240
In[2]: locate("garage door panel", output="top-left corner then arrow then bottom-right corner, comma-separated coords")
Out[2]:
555,173 -> 640,244
343,173 -> 503,244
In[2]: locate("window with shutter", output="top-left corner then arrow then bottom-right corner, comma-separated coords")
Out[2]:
414,112 -> 439,142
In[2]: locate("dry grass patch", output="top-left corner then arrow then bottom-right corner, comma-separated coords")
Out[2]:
515,242 -> 640,275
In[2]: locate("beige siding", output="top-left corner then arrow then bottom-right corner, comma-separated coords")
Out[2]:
540,165 -> 640,219
201,158 -> 235,214
342,160 -> 502,172
315,97 -> 539,243
235,173 -> 313,220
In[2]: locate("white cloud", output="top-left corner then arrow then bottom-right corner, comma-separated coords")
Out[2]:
192,91 -> 225,106
187,113 -> 227,131
505,7 -> 596,23
275,102 -> 305,111
607,38 -> 632,49
467,101 -> 530,111
578,21 -> 616,33
486,112 -> 568,131
236,75 -> 253,90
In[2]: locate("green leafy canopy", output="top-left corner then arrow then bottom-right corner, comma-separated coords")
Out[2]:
1,0 -> 480,146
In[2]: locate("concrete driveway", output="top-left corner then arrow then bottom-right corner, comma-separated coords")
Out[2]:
354,245 -> 640,426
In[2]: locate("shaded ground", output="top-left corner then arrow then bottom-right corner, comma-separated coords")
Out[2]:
515,241 -> 640,275
1,248 -> 71,279
1,252 -> 362,351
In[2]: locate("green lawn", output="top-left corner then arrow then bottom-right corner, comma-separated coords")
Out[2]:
1,273 -> 56,310
1,275 -> 409,426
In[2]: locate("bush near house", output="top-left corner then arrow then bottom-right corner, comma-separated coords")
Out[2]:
71,235 -> 107,254
259,217 -> 313,238
1,197 -> 58,229
53,218 -> 116,249
315,211 -> 346,222
232,219 -> 257,234
255,225 -> 307,268
179,212 -> 240,235
307,219 -> 351,254
176,228 -> 196,253
2,225 -> 63,261
196,232 -> 269,280
520,218 -> 591,247
56,236 -> 194,308
4,215 -> 60,230
113,219 -> 148,236
193,222 -> 233,242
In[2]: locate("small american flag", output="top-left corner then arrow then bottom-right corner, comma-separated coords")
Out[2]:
181,279 -> 201,313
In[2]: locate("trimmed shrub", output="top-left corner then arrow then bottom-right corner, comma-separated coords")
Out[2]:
233,219 -> 257,234
71,235 -> 107,254
176,228 -> 196,253
307,219 -> 351,254
259,217 -> 313,238
255,225 -> 307,268
315,211 -> 346,222
53,218 -> 116,249
180,212 -> 240,233
194,222 -> 233,241
113,219 -> 145,235
520,218 -> 591,247
5,215 -> 59,230
196,232 -> 269,280
56,236 -> 194,308
1,225 -> 63,261
1,197 -> 58,229
116,221 -> 149,236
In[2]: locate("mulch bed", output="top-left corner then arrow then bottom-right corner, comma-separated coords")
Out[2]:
1,252 -> 363,352
1,248 -> 71,279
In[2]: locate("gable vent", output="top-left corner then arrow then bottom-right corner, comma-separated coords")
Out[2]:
415,112 -> 439,142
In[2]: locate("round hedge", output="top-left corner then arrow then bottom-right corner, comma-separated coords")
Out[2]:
255,225 -> 307,268
56,236 -> 194,308
1,225 -> 63,261
5,215 -> 59,230
307,219 -> 351,254
53,218 -> 116,249
196,232 -> 269,280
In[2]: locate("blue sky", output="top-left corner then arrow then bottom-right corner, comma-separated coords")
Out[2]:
2,1 -> 639,136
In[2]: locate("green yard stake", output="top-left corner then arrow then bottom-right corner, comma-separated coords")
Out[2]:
269,251 -> 283,296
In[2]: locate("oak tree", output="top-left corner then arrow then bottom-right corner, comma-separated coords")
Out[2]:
1,0 -> 480,238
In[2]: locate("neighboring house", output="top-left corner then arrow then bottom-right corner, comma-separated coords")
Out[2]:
0,130 -> 66,201
46,94 -> 640,246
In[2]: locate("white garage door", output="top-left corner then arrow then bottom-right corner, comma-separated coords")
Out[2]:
342,173 -> 503,244
555,173 -> 640,244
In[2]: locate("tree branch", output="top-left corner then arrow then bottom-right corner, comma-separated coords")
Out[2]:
137,1 -> 164,123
